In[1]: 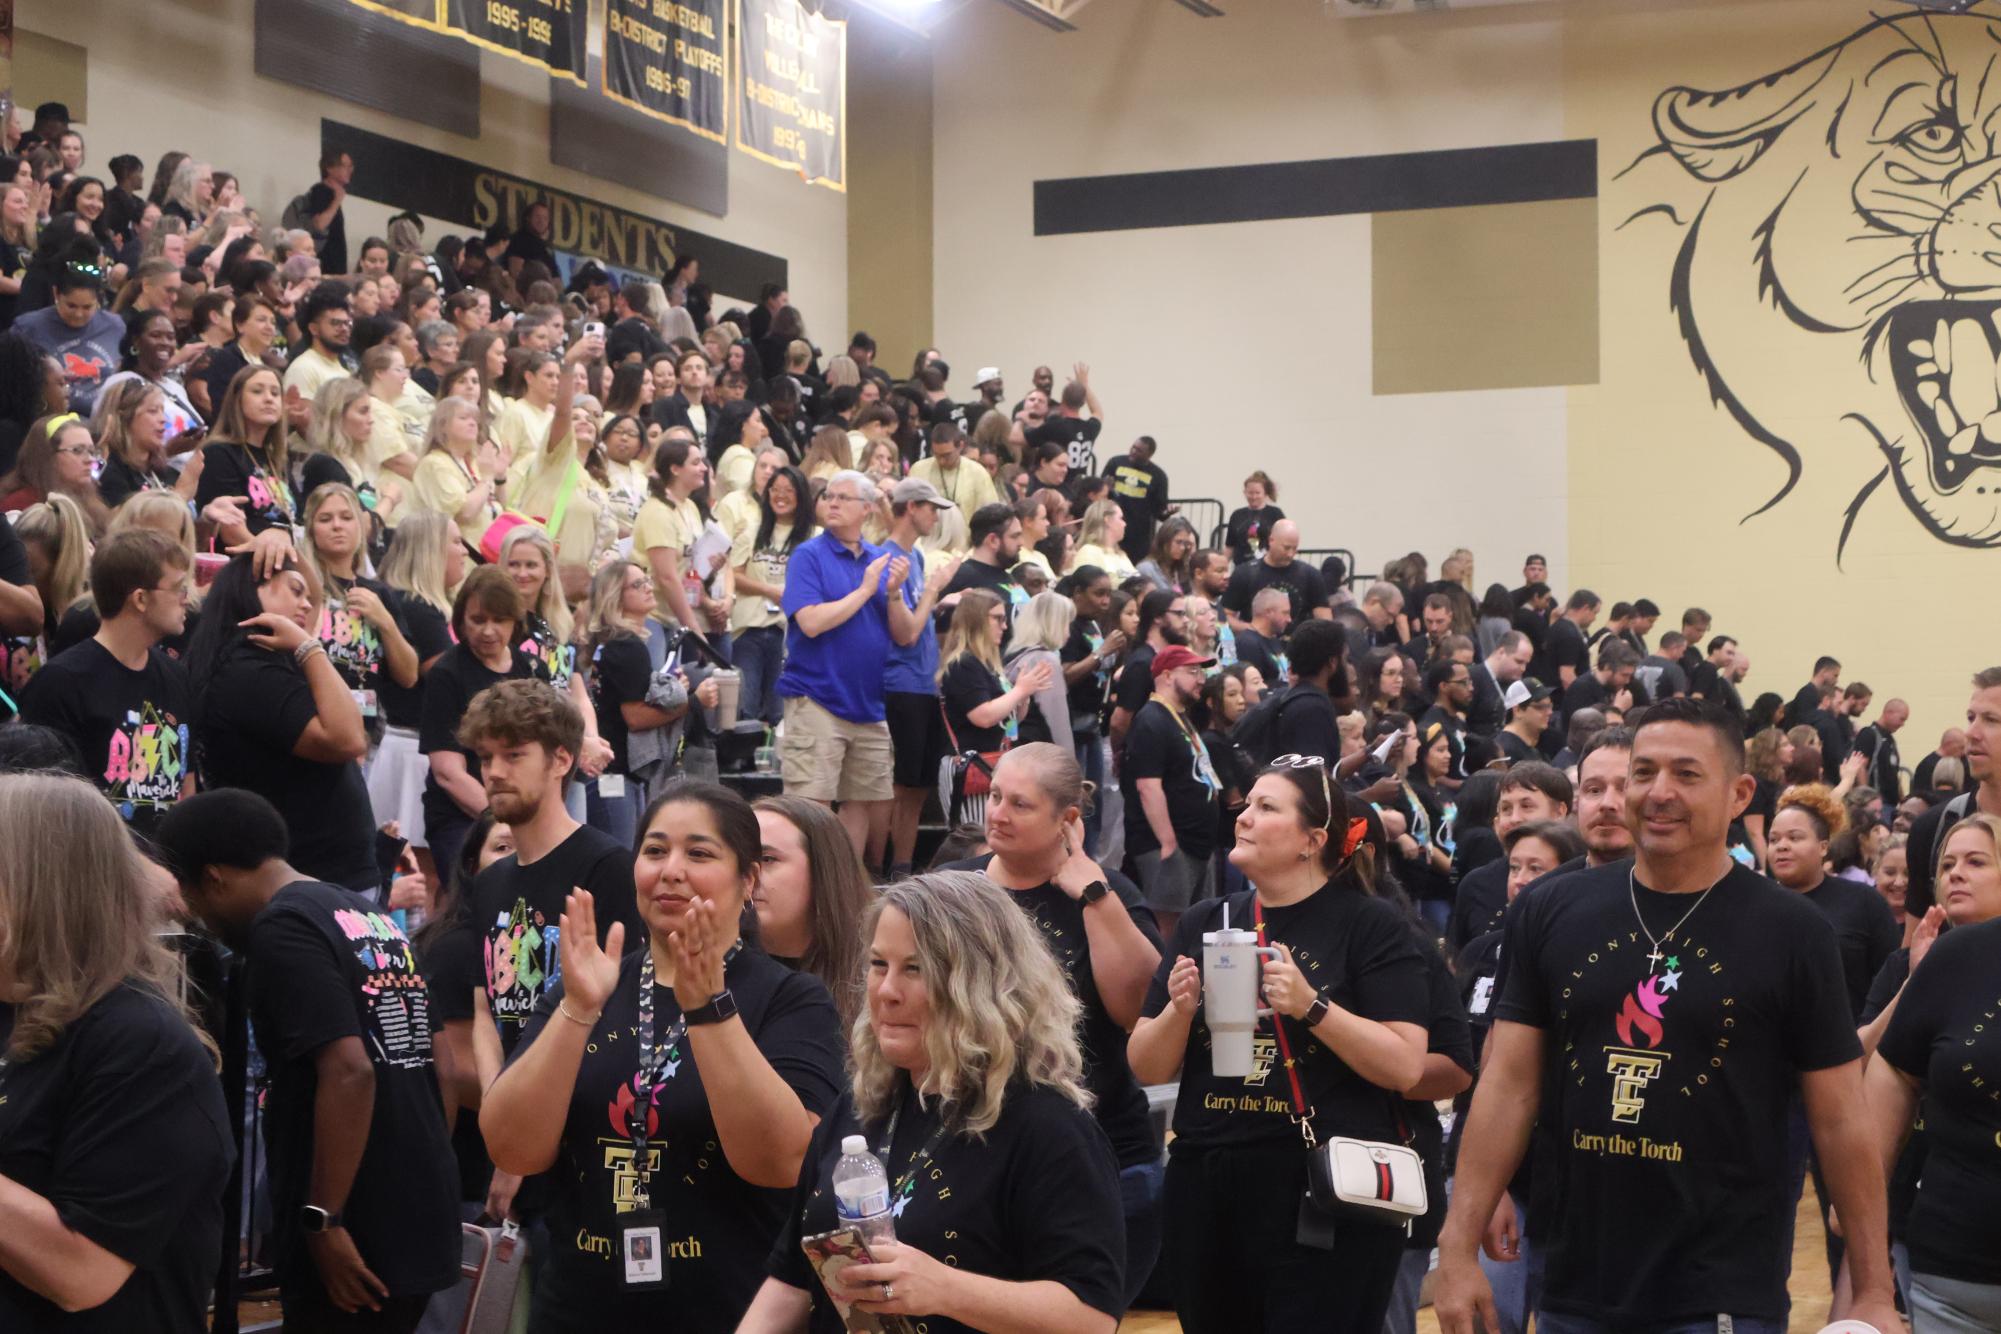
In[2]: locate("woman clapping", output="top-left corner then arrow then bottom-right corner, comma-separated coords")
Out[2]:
481,782 -> 845,1333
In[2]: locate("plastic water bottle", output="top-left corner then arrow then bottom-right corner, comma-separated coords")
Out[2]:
831,1135 -> 896,1243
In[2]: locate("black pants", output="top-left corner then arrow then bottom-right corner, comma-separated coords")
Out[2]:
280,1290 -> 429,1334
1163,1143 -> 1405,1334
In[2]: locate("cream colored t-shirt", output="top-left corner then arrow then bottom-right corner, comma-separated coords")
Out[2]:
283,347 -> 349,403
729,519 -> 793,632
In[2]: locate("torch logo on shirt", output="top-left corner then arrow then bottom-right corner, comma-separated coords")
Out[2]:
1604,966 -> 1678,1124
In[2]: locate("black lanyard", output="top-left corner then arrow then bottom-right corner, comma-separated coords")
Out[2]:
627,943 -> 740,1209
873,1082 -> 952,1213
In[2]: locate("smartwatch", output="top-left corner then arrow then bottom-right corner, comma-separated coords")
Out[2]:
1302,993 -> 1331,1028
684,989 -> 738,1026
1079,879 -> 1111,906
300,1204 -> 344,1233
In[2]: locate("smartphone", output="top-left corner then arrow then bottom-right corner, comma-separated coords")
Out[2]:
583,321 -> 606,340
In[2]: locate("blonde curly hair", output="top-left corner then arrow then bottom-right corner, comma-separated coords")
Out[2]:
849,872 -> 1089,1138
1776,782 -> 1847,840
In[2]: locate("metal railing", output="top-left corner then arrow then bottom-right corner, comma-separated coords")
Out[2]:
1168,497 -> 1225,550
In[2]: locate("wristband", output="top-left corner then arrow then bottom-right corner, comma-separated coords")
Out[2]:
294,639 -> 327,666
557,1000 -> 600,1028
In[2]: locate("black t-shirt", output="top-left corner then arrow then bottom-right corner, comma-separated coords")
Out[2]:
1558,672 -> 1610,725
1904,793 -> 1979,921
1544,619 -> 1589,694
0,985 -> 233,1334
317,575 -> 409,702
199,344 -> 253,420
1102,454 -> 1168,561
1406,943 -> 1475,1248
586,632 -> 653,776
469,824 -> 639,1051
377,594 -> 452,731
1859,947 -> 1927,1243
1145,887 -> 1429,1150
1418,704 -> 1468,782
1911,750 -> 1942,794
938,557 -> 1016,617
1635,656 -> 1689,702
1223,504 -> 1286,564
1025,414 -> 1103,476
941,654 -> 1006,753
1111,645 -> 1155,723
414,920 -> 495,1203
1878,917 -> 2001,1285
510,947 -> 844,1332
1497,730 -> 1541,767
247,881 -> 460,1299
420,643 -> 537,828
1493,862 -> 1862,1325
945,856 -> 1164,1167
97,452 -> 178,509
19,639 -> 191,840
1447,856 -> 1509,952
1060,619 -> 1114,736
768,1084 -> 1127,1334
195,440 -> 294,534
1122,699 -> 1220,859
1465,663 -> 1505,738
1852,723 -> 1903,803
1221,558 -> 1327,627
1797,876 -> 1900,1020
197,643 -> 378,891
506,228 -> 557,273
1231,626 -> 1288,688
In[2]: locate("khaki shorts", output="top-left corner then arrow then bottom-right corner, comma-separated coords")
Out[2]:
781,696 -> 894,803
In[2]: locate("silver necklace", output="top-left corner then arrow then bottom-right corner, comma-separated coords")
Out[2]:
1628,865 -> 1726,972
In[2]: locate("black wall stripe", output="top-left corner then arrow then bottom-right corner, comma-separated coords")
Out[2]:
1033,138 -> 1597,236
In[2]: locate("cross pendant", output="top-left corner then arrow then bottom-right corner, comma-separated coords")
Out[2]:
1647,945 -> 1664,971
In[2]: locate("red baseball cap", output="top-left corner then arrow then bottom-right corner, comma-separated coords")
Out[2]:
1150,645 -> 1218,678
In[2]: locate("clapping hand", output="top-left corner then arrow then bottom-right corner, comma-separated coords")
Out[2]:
884,556 -> 910,594
668,894 -> 730,1012
1911,904 -> 1947,969
558,889 -> 625,1016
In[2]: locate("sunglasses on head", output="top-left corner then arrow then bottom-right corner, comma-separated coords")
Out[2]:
1269,754 -> 1334,830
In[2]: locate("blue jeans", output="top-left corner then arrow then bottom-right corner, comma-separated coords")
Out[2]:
734,624 -> 786,726
1075,732 -> 1105,856
1120,1160 -> 1165,1308
1417,897 -> 1452,937
586,775 -> 646,850
1536,1316 -> 1781,1334
1380,1246 -> 1432,1334
1478,1196 -> 1544,1334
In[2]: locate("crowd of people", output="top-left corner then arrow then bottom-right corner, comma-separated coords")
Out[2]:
2,102 -> 1999,1334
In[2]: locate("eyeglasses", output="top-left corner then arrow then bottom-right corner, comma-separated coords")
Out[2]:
1269,753 -> 1334,831
825,492 -> 864,505
54,444 -> 94,458
147,581 -> 193,603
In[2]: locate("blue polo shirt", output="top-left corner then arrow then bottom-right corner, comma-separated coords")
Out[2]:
778,530 -> 895,723
881,538 -> 937,696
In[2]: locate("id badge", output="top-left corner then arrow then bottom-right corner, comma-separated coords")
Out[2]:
599,773 -> 627,799
351,689 -> 378,718
619,1210 -> 669,1290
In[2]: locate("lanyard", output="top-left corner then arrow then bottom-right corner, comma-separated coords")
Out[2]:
1251,896 -> 1318,1147
873,1082 -> 952,1210
627,943 -> 740,1209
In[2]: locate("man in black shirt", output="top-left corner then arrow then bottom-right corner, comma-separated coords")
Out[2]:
1023,366 -> 1105,476
1620,598 -> 1659,656
1785,655 -> 1842,728
1446,761 -> 1572,950
938,500 -> 1021,614
1509,554 -> 1548,606
947,366 -> 1005,438
1543,589 -> 1599,698
159,791 -> 460,1334
1911,726 -> 1964,795
1434,699 -> 1900,1334
1419,657 -> 1474,787
1123,644 -> 1220,934
1674,608 -> 1712,679
1264,619 -> 1348,764
1220,520 -> 1330,630
1853,697 -> 1909,804
1687,633 -> 1737,702
20,530 -> 192,837
1231,587 -> 1294,688
449,680 -> 638,1220
1497,678 -> 1555,767
1556,640 -> 1637,732
1904,668 -> 2001,928
1817,680 -> 1873,783
1108,589 -> 1187,754
1406,594 -> 1457,671
1103,435 -> 1170,563
1467,630 -> 1532,741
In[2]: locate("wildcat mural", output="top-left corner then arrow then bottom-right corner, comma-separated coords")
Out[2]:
1631,9 -> 2001,552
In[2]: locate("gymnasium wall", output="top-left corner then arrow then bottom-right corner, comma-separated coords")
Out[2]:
15,0 -> 849,319
930,0 -> 1992,746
